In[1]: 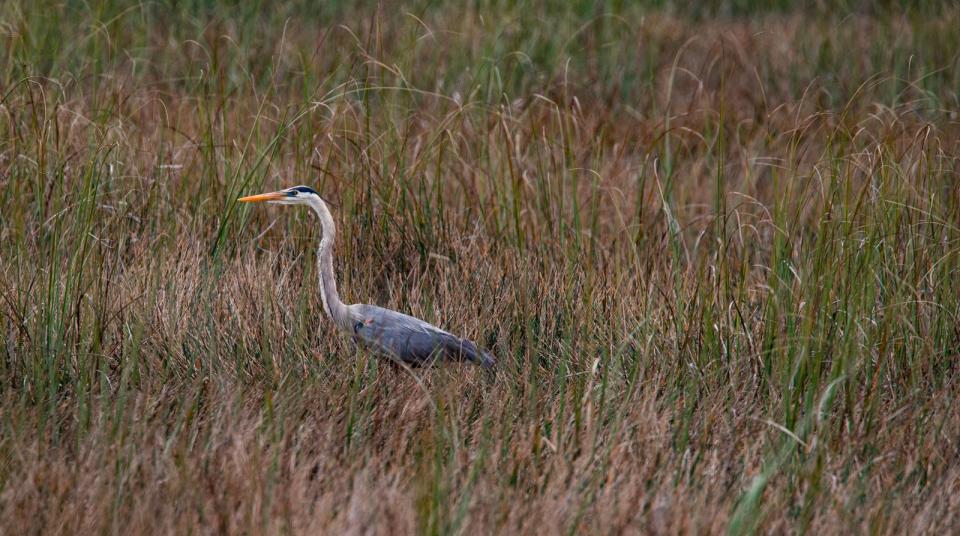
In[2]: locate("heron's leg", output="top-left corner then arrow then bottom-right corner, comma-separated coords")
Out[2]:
380,357 -> 406,372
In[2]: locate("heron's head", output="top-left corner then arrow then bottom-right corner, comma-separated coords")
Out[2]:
238,185 -> 327,206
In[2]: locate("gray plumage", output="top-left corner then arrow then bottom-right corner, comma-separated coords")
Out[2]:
349,304 -> 495,367
239,185 -> 495,369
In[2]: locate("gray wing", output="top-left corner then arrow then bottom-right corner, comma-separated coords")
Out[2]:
350,304 -> 494,368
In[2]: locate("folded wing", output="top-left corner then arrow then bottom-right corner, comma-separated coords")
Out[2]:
351,304 -> 494,368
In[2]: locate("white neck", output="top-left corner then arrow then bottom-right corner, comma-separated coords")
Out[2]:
305,196 -> 352,331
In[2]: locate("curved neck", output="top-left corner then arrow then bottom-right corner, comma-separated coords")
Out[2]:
306,196 -> 352,330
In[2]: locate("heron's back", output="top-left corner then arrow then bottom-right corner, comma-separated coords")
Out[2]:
349,304 -> 494,368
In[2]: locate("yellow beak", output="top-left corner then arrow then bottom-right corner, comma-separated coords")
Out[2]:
238,191 -> 285,203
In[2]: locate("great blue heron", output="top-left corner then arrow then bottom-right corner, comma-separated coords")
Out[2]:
239,186 -> 495,369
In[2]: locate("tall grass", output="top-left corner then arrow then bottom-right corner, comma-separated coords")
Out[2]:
1,1 -> 959,533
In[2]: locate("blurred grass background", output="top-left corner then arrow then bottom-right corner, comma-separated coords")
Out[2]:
1,0 -> 959,533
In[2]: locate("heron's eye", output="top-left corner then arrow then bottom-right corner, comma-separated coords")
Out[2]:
288,190 -> 298,197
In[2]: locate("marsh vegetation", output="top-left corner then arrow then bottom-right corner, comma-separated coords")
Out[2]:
1,1 -> 959,533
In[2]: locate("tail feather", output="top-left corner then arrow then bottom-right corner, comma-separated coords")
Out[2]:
443,336 -> 496,369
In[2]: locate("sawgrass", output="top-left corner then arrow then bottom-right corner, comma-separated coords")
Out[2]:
1,1 -> 959,533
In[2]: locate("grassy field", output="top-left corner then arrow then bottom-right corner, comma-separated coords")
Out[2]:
2,1 -> 959,533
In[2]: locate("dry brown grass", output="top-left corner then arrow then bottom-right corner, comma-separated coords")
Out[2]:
1,1 -> 959,534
